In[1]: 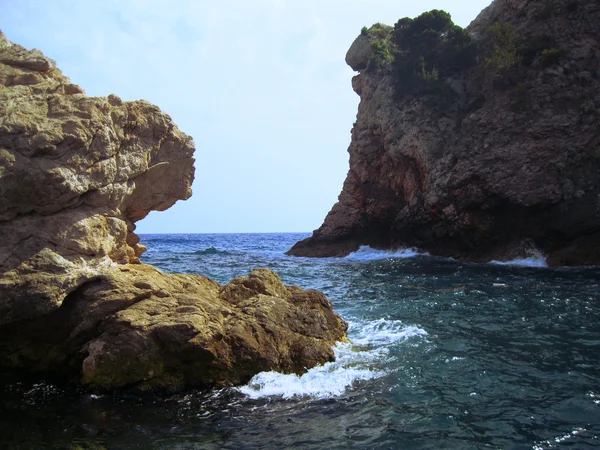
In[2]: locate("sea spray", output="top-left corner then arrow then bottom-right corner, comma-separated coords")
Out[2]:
350,318 -> 428,346
238,319 -> 427,399
490,256 -> 548,268
346,246 -> 427,261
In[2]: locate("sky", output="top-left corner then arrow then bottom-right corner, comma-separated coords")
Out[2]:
2,0 -> 492,233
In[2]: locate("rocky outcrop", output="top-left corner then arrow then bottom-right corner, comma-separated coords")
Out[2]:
0,29 -> 195,324
0,266 -> 346,391
0,31 -> 347,390
289,0 -> 600,265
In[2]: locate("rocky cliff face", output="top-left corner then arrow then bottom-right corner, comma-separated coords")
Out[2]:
288,0 -> 600,265
0,32 -> 347,390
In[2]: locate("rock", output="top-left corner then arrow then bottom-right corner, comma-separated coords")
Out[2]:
346,33 -> 373,72
288,0 -> 600,265
0,33 -> 52,72
345,24 -> 393,71
0,265 -> 346,391
0,31 -> 348,390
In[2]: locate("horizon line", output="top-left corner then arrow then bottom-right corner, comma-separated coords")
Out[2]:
138,231 -> 312,235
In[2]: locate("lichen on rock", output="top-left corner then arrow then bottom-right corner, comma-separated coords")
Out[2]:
0,30 -> 347,390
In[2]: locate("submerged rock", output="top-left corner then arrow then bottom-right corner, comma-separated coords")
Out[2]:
288,0 -> 600,265
0,31 -> 347,390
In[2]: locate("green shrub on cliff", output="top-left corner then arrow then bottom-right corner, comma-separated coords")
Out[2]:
360,23 -> 394,72
540,48 -> 567,66
517,35 -> 557,66
389,10 -> 476,100
369,39 -> 394,71
369,23 -> 392,40
485,22 -> 522,74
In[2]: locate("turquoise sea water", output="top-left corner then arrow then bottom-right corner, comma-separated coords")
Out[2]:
1,233 -> 600,449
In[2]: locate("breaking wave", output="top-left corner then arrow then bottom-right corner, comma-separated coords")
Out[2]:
490,248 -> 548,268
490,257 -> 548,268
237,318 -> 427,400
346,246 -> 427,261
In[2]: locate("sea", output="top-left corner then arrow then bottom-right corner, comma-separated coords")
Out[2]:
1,233 -> 600,449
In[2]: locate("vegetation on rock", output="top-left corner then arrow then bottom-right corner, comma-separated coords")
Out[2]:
517,35 -> 558,66
369,39 -> 394,71
362,10 -> 476,100
392,10 -> 475,99
484,22 -> 522,75
540,47 -> 568,67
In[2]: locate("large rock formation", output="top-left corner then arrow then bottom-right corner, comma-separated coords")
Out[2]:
0,31 -> 347,390
288,0 -> 600,265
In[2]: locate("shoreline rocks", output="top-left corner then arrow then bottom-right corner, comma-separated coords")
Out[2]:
0,31 -> 347,391
1,265 -> 347,391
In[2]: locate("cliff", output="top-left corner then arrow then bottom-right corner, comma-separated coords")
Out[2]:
288,0 -> 600,265
0,32 -> 347,390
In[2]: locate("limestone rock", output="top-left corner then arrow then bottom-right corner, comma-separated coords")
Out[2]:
0,265 -> 346,391
0,31 -> 348,390
0,28 -> 195,324
288,0 -> 600,265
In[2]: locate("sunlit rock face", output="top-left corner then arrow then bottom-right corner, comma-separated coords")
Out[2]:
0,31 -> 347,390
288,0 -> 600,266
0,29 -> 195,323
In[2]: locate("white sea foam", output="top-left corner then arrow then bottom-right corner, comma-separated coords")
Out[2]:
238,319 -> 427,400
490,256 -> 548,268
350,318 -> 428,346
490,246 -> 548,268
532,427 -> 586,449
238,343 -> 382,400
346,244 -> 550,267
346,246 -> 426,261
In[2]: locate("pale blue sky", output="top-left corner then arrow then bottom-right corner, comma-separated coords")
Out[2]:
2,0 -> 491,233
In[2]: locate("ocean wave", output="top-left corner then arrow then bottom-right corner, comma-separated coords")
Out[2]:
192,247 -> 231,256
237,343 -> 384,400
238,319 -> 427,400
490,248 -> 548,268
349,318 -> 428,346
490,257 -> 548,268
345,244 -> 551,268
485,242 -> 549,268
346,246 -> 427,261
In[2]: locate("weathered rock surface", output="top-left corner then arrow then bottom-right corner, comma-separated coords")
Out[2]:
0,266 -> 346,391
289,0 -> 600,265
0,31 -> 347,390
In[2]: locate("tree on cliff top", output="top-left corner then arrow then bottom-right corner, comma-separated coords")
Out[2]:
390,10 -> 476,100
